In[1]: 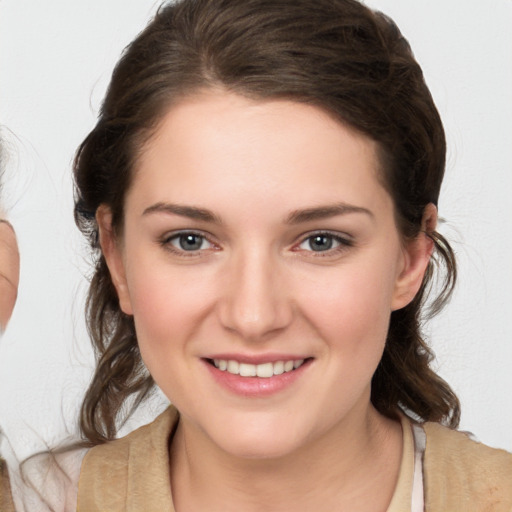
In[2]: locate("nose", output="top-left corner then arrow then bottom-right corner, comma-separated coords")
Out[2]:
218,247 -> 293,341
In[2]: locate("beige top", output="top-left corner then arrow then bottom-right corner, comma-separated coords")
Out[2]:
76,407 -> 512,511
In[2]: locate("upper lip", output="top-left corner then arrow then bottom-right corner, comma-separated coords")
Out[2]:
203,353 -> 311,365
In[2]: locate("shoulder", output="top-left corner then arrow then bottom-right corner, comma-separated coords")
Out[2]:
423,421 -> 512,511
82,406 -> 178,470
78,407 -> 178,510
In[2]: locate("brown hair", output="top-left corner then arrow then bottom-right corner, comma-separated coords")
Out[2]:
74,0 -> 460,445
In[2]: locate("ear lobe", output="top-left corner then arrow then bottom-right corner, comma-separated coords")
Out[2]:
391,204 -> 437,311
96,205 -> 133,315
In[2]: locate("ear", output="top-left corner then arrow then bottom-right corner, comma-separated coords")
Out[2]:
391,203 -> 437,311
96,205 -> 133,315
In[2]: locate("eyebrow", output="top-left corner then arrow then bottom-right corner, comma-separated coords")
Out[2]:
142,202 -> 222,223
285,203 -> 374,224
142,201 -> 373,225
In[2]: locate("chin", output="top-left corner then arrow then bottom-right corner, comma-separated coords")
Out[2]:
219,434 -> 301,460
205,413 -> 310,461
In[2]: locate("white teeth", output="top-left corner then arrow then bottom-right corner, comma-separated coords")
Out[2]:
213,358 -> 305,377
256,362 -> 273,378
273,361 -> 284,375
239,363 -> 257,377
227,360 -> 239,374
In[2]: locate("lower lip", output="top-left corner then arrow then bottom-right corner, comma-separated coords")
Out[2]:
203,359 -> 311,397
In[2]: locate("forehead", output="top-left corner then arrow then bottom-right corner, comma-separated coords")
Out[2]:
129,91 -> 391,217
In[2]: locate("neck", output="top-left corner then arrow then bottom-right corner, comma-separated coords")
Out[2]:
169,404 -> 402,512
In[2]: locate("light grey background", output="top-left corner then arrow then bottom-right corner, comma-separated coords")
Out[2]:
0,0 -> 511,461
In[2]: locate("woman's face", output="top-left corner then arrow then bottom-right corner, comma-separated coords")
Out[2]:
101,91 -> 430,458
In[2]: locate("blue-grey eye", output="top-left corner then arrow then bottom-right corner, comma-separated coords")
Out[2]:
299,234 -> 342,252
170,233 -> 212,251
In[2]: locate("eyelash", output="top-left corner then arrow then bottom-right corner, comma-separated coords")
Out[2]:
159,230 -> 217,257
159,230 -> 354,258
294,231 -> 354,257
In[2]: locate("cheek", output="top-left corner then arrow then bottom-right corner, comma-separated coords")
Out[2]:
293,258 -> 399,401
124,255 -> 217,365
281,262 -> 398,432
298,262 -> 397,346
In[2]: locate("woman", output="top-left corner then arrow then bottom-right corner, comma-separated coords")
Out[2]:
1,158 -> 19,510
0,214 -> 17,509
7,0 -> 512,510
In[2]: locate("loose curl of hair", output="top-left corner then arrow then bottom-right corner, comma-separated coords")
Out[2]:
74,0 -> 460,445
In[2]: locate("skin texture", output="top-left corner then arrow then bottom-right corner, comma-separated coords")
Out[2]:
0,219 -> 19,332
99,91 -> 435,511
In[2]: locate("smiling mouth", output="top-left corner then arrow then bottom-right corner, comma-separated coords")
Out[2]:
207,358 -> 308,378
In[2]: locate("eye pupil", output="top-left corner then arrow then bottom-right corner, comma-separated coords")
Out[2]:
179,234 -> 203,251
309,235 -> 333,251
